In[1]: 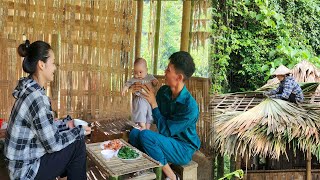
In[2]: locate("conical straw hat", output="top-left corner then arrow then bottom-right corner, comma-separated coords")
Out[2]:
272,65 -> 291,75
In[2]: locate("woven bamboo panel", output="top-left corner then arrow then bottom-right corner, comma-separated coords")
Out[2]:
0,0 -> 136,121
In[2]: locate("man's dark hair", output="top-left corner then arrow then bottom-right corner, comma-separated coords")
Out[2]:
169,51 -> 195,80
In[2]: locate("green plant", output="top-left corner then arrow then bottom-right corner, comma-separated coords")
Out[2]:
211,0 -> 320,93
218,169 -> 244,180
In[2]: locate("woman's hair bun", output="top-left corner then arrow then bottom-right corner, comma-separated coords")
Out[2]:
17,40 -> 30,57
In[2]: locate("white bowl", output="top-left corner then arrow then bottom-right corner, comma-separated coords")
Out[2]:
73,119 -> 88,127
101,149 -> 115,159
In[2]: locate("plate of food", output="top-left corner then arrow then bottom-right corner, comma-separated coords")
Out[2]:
117,146 -> 141,162
100,139 -> 123,151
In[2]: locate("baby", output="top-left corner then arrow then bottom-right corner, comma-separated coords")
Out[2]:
122,58 -> 158,130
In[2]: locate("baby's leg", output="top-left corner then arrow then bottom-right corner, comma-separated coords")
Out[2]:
146,123 -> 151,130
138,122 -> 146,130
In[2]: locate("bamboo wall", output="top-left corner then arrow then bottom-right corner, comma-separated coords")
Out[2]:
0,0 -> 136,120
0,0 -> 212,154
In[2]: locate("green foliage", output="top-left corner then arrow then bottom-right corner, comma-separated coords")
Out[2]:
218,169 -> 244,180
141,1 -> 209,77
211,0 -> 320,93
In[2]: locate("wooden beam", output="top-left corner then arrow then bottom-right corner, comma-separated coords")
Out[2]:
217,154 -> 224,179
306,146 -> 311,180
153,0 -> 161,75
235,154 -> 242,180
180,0 -> 191,52
135,0 -> 143,59
50,34 -> 61,114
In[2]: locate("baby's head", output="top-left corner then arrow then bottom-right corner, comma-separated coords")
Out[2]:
134,58 -> 148,79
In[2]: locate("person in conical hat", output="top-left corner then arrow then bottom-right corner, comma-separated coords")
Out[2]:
265,65 -> 304,103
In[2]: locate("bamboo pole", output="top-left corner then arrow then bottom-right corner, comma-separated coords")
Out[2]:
153,0 -> 161,75
50,34 -> 61,114
306,146 -> 311,180
212,151 -> 216,180
135,0 -> 143,59
188,0 -> 194,52
235,155 -> 242,180
217,154 -> 224,179
180,0 -> 191,52
230,155 -> 236,175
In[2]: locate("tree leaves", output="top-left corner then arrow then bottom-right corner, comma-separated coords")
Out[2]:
212,0 -> 320,93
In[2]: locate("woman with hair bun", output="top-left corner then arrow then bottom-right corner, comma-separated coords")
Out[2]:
4,39 -> 91,180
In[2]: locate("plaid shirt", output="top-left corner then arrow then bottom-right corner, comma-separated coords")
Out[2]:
269,76 -> 304,102
4,77 -> 84,180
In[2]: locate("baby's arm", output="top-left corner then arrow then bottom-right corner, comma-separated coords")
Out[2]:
122,78 -> 135,96
121,85 -> 130,96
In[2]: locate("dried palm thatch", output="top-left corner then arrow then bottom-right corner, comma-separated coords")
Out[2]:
214,98 -> 320,160
258,60 -> 320,92
258,82 -> 319,94
292,60 -> 320,82
191,0 -> 211,49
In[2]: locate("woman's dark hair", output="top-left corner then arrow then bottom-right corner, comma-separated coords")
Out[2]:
169,51 -> 195,80
17,40 -> 51,74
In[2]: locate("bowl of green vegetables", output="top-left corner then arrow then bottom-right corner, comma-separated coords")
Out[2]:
117,146 -> 141,162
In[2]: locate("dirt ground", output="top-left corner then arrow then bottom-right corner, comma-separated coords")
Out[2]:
0,140 -> 9,180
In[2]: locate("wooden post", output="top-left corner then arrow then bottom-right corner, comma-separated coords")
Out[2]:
306,146 -> 311,180
235,155 -> 242,180
230,155 -> 236,175
180,0 -> 191,52
50,34 -> 61,115
217,154 -> 224,179
135,0 -> 143,59
188,0 -> 194,52
153,0 -> 161,75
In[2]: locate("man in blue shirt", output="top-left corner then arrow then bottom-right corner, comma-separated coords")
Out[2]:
129,51 -> 200,180
265,65 -> 304,103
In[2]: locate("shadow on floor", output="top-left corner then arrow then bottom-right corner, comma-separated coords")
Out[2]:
0,140 -> 9,180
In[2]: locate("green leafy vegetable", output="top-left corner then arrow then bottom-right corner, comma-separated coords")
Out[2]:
117,146 -> 139,159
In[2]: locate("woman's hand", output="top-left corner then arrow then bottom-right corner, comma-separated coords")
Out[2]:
141,83 -> 158,109
66,120 -> 75,129
83,126 -> 92,135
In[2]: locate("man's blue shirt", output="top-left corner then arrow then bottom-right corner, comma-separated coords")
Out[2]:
152,85 -> 201,150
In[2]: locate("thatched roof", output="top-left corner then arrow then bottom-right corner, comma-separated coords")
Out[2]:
214,98 -> 320,160
212,60 -> 320,160
259,60 -> 320,92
